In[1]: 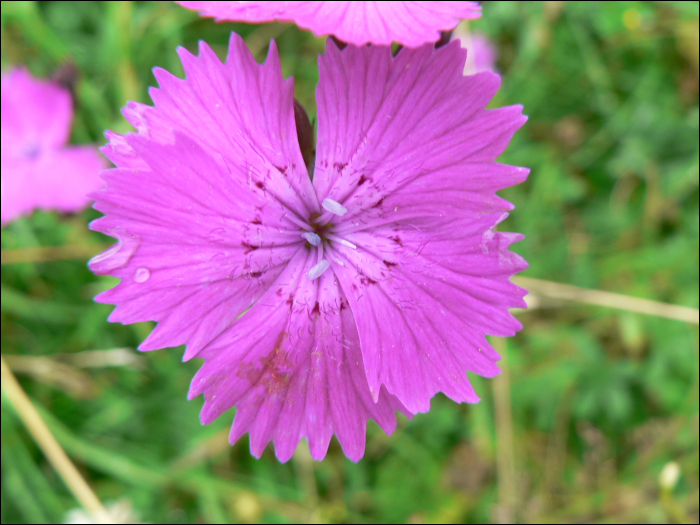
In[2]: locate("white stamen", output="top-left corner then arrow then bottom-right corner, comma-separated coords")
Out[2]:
284,213 -> 312,230
301,231 -> 321,246
326,250 -> 345,267
308,259 -> 330,280
322,198 -> 348,217
325,232 -> 356,249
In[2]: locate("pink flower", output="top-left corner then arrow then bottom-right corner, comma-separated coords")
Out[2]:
90,33 -> 528,462
178,1 -> 481,47
1,68 -> 105,226
452,29 -> 498,75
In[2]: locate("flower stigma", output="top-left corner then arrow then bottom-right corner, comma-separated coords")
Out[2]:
302,200 -> 357,280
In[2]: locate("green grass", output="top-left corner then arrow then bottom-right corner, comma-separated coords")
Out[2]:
1,1 -> 698,523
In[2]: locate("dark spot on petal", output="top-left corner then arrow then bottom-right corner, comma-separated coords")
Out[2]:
250,270 -> 264,278
390,235 -> 403,247
360,276 -> 377,286
251,217 -> 262,225
242,241 -> 259,254
237,332 -> 291,394
276,288 -> 283,296
274,164 -> 287,175
358,174 -> 369,186
373,197 -> 385,208
286,293 -> 294,307
340,301 -> 347,311
334,161 -> 347,172
255,181 -> 265,190
311,302 -> 320,316
383,260 -> 397,268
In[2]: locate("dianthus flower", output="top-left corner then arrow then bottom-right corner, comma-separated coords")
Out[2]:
90,33 -> 528,461
1,68 -> 105,226
178,1 -> 482,47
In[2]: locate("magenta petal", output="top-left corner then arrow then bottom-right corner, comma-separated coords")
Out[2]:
329,215 -> 527,413
104,34 -> 318,218
91,133 -> 303,359
315,41 -> 526,218
190,249 -> 409,462
90,33 -> 323,357
178,1 -> 481,47
314,40 -> 528,412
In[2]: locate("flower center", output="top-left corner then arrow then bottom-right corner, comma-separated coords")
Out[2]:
302,198 -> 356,280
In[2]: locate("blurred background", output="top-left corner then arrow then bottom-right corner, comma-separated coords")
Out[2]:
1,1 -> 698,523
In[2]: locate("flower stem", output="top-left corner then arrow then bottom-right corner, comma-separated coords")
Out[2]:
1,356 -> 110,524
514,276 -> 699,324
0,243 -> 111,265
491,337 -> 517,524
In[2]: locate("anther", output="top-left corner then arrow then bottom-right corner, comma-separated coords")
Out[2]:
322,198 -> 348,217
308,259 -> 330,280
301,232 -> 321,246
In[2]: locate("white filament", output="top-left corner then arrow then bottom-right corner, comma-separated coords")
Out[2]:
301,231 -> 321,246
325,250 -> 345,267
283,212 -> 312,230
308,259 -> 330,280
322,198 -> 348,217
325,232 -> 356,249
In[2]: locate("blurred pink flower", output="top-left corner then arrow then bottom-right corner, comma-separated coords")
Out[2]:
178,1 -> 481,47
1,68 -> 105,226
90,33 -> 527,462
452,28 -> 498,75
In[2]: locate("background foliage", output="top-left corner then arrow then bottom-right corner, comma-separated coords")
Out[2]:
1,1 -> 698,523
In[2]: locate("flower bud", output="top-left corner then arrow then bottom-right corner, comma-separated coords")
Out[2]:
294,99 -> 315,176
